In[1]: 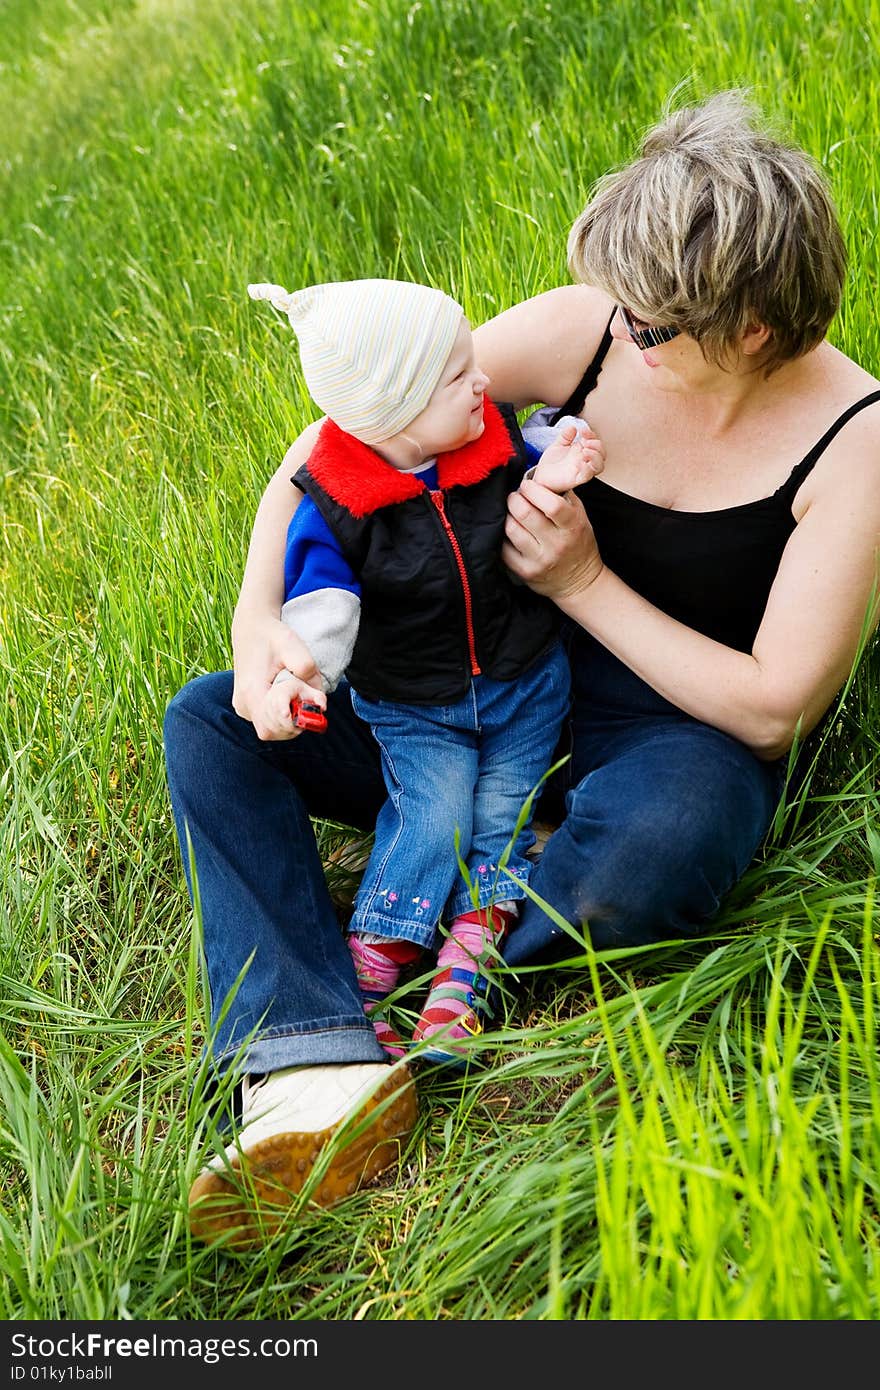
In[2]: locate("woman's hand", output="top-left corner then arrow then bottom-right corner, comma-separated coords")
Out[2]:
502,465 -> 604,601
231,613 -> 322,740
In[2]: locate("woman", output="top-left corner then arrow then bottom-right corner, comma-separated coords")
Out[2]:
164,90 -> 880,1247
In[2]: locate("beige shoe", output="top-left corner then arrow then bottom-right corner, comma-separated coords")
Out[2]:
188,1061 -> 417,1249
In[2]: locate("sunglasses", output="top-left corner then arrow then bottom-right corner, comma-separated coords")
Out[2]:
617,304 -> 680,351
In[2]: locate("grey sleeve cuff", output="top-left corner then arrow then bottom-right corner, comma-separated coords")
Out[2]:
279,588 -> 361,693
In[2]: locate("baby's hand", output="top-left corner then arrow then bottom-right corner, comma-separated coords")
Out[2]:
531,423 -> 605,494
259,671 -> 327,740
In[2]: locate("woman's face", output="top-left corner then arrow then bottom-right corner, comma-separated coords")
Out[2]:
610,305 -> 766,392
610,304 -> 696,377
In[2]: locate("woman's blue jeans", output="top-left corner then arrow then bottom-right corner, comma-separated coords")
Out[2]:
162,638 -> 785,1075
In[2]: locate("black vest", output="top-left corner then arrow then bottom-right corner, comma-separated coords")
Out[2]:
293,399 -> 560,703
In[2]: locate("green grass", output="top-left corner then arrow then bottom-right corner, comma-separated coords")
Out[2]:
2,0 -> 879,1320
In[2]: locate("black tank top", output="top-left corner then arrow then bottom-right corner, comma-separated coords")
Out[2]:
533,320 -> 880,653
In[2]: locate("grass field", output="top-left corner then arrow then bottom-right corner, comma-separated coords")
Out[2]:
2,0 -> 879,1321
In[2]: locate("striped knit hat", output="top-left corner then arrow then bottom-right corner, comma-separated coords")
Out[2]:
247,278 -> 464,445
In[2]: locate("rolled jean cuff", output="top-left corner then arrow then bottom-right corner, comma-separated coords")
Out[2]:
209,1018 -> 388,1077
347,913 -> 438,950
446,879 -> 529,921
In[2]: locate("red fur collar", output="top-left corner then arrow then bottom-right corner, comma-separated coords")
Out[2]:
304,398 -> 516,517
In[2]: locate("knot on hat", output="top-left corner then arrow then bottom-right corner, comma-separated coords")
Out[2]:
247,282 -> 295,314
247,277 -> 464,445
247,282 -> 321,320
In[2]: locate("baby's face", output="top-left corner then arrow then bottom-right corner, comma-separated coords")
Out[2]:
405,318 -> 490,457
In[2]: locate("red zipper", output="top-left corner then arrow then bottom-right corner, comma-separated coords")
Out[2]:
429,490 -> 481,675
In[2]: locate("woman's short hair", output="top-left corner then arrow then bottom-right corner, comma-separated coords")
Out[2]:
567,90 -> 847,372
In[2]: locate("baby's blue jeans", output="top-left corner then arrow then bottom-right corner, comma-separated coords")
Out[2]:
348,642 -> 570,947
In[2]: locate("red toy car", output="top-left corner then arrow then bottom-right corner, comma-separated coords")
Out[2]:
290,696 -> 328,733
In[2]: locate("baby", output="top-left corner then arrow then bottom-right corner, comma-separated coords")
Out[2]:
249,277 -> 603,1066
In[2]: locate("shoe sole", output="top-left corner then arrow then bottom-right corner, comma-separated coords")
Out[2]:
188,1066 -> 418,1250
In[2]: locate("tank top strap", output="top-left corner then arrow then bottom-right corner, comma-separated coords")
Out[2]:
778,389 -> 880,498
550,311 -> 616,424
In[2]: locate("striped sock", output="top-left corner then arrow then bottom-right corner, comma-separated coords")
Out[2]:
412,904 -> 516,1066
348,934 -> 422,1059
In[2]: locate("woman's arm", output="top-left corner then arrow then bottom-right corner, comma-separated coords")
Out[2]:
503,415 -> 880,760
473,284 -> 613,410
231,417 -> 323,737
